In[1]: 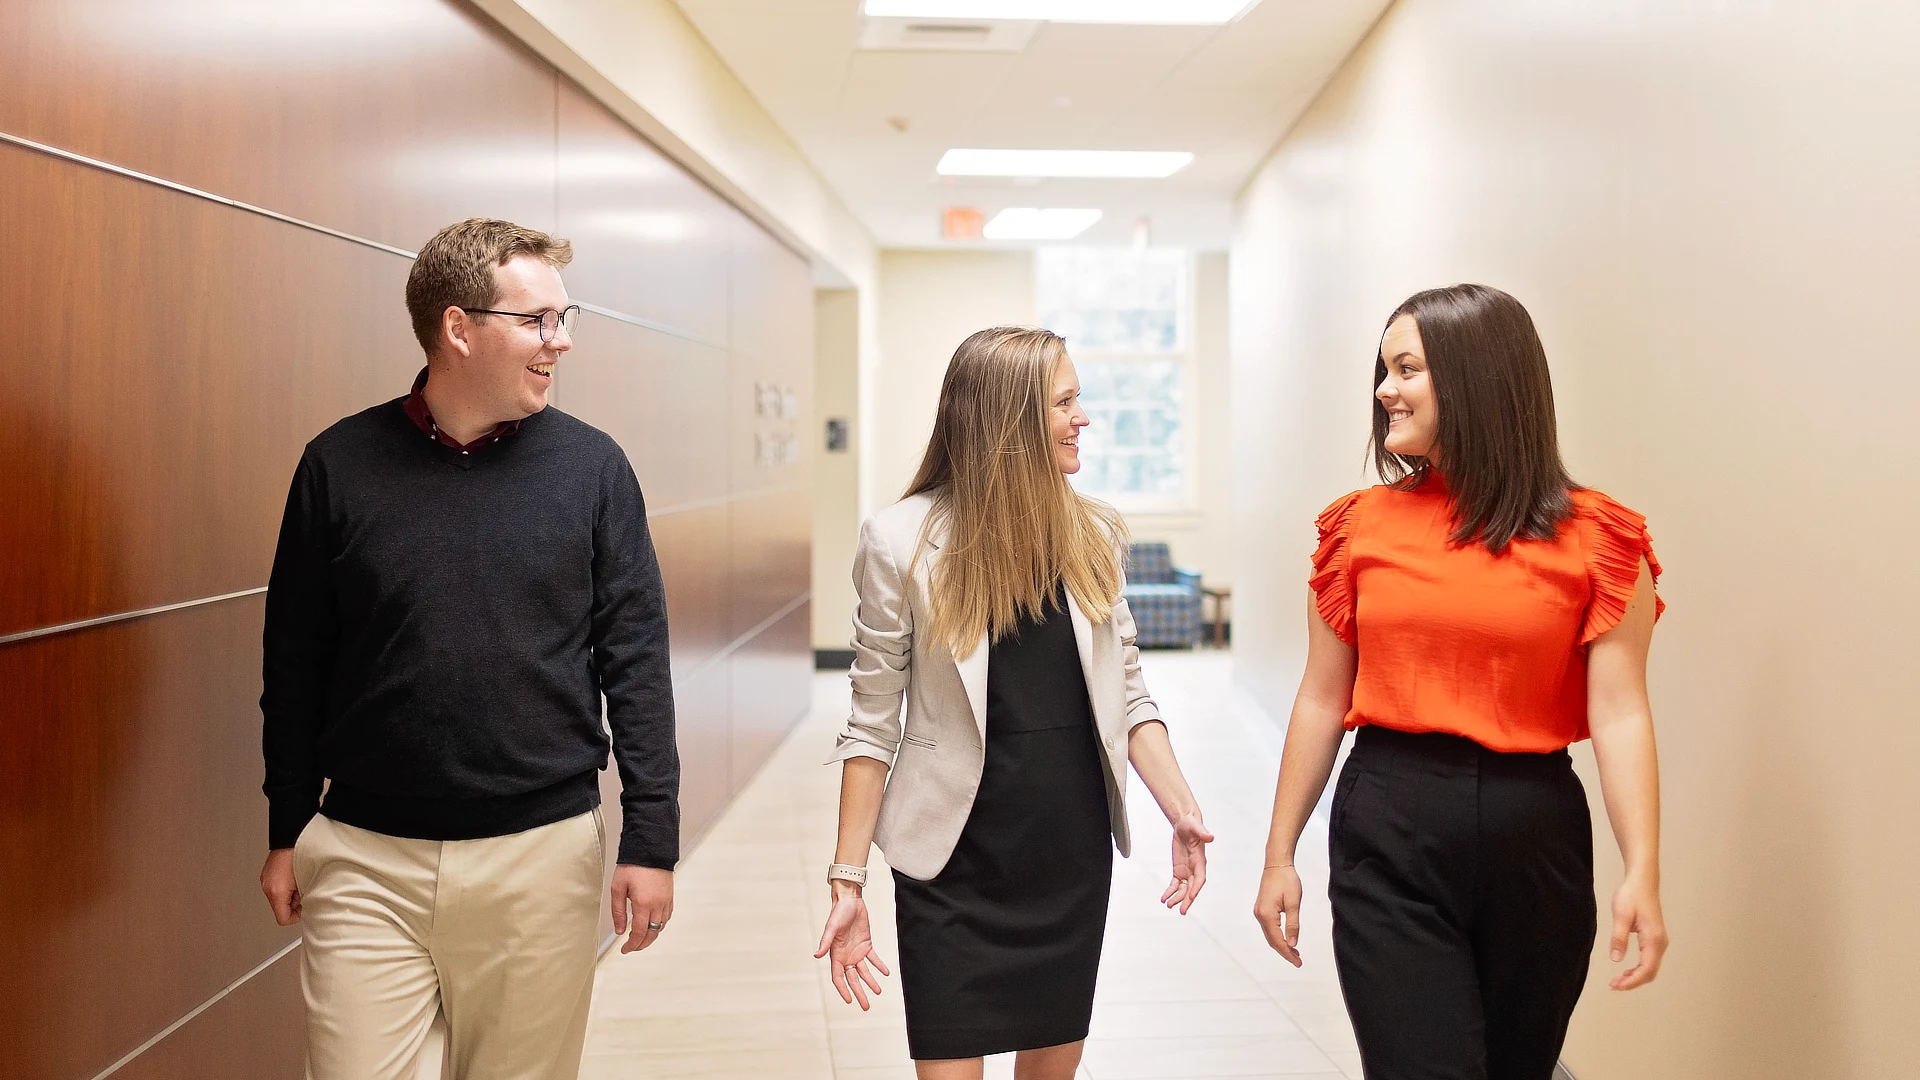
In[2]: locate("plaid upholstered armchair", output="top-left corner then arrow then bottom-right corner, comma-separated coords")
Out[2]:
1121,542 -> 1203,648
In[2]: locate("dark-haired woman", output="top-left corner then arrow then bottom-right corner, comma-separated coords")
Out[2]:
1253,284 -> 1669,1079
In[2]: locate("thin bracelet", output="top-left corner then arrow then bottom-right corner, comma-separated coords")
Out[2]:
1263,861 -> 1295,869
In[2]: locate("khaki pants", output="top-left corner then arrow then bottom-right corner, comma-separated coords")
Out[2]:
293,810 -> 605,1080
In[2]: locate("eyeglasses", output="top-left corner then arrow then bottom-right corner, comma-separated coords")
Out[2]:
462,304 -> 581,344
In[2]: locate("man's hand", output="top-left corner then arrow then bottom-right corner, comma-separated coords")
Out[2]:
260,848 -> 301,925
611,864 -> 674,954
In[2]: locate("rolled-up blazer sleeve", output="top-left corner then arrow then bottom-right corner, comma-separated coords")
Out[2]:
830,515 -> 914,767
1112,565 -> 1163,732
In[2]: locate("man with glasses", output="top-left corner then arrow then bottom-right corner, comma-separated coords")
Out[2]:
259,218 -> 678,1079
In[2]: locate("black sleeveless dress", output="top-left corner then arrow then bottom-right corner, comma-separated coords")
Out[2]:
891,589 -> 1115,1060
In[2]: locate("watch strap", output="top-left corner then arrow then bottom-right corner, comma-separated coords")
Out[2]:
827,862 -> 869,887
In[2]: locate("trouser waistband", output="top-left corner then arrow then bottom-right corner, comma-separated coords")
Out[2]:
1351,724 -> 1573,774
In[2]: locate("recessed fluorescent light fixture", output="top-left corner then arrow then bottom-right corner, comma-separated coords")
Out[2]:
938,149 -> 1193,178
982,208 -> 1103,240
863,1 -> 1260,24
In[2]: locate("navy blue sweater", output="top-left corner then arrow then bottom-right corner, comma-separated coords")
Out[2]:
261,398 -> 678,868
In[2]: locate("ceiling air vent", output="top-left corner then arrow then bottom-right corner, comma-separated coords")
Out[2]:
858,16 -> 1042,52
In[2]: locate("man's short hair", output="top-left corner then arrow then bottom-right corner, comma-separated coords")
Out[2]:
405,218 -> 574,355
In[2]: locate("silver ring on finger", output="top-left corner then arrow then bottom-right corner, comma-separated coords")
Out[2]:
647,921 -> 665,931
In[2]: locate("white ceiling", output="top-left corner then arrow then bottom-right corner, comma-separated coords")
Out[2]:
672,0 -> 1392,250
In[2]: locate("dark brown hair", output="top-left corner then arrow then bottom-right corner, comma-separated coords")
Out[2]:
405,218 -> 573,354
1370,283 -> 1576,552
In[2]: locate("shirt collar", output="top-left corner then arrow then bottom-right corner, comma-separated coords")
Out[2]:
402,367 -> 522,454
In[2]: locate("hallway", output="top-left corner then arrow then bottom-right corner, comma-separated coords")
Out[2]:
580,652 -> 1361,1079
8,1 -> 1919,1076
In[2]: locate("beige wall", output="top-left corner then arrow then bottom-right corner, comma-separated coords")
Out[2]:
871,250 -> 1039,508
872,249 -> 1236,591
813,289 -> 861,650
1230,2 -> 1920,1077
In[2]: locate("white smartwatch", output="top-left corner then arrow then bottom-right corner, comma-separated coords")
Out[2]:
827,862 -> 869,887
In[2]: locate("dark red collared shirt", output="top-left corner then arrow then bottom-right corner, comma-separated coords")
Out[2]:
402,367 -> 521,454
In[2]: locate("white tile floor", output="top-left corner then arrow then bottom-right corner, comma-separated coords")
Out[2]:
580,651 -> 1360,1080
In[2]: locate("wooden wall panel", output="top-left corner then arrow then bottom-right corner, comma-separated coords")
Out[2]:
6,0 -> 816,1072
726,235 -> 814,499
729,216 -> 811,363
558,316 -> 729,513
649,505 -> 733,677
589,657 -> 730,921
109,951 -> 305,1080
720,217 -> 815,792
0,146 -> 415,638
673,662 -> 735,846
727,488 -> 812,642
727,603 -> 814,793
0,0 -> 557,251
0,596 -> 299,1080
556,80 -> 733,346
728,372 -> 809,499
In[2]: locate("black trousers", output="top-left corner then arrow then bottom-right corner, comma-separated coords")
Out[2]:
1329,725 -> 1596,1080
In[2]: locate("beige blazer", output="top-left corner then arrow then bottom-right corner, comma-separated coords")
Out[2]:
828,492 -> 1163,881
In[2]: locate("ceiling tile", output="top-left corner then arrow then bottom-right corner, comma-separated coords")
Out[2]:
670,0 -> 1392,247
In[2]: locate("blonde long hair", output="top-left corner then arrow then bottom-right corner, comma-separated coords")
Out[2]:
905,326 -> 1126,658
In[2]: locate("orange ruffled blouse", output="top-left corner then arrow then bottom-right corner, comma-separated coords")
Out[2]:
1310,473 -> 1664,753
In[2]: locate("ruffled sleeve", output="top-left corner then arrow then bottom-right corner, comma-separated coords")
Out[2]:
1308,490 -> 1366,646
1576,490 -> 1666,645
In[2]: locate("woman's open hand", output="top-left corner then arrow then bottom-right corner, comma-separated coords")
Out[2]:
1607,873 -> 1668,990
814,888 -> 891,1009
1160,811 -> 1214,914
1253,863 -> 1304,967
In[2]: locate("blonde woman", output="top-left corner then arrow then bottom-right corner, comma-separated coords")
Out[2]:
815,327 -> 1212,1080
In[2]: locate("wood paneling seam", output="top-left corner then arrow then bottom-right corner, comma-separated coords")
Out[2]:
678,590 -> 810,684
575,300 -> 726,351
649,482 -> 808,519
0,587 -> 268,647
86,938 -> 301,1080
0,477 -> 804,643
0,130 -> 730,351
0,132 -> 417,258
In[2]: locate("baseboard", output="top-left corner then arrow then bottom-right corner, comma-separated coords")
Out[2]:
814,648 -> 854,670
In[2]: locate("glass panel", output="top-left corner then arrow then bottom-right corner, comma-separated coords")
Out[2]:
1039,246 -> 1191,503
1036,246 -> 1188,354
1071,357 -> 1184,499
